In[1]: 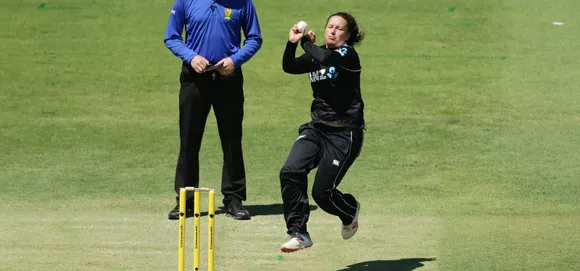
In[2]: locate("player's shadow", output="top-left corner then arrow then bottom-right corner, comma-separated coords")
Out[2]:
337,258 -> 435,271
200,203 -> 318,217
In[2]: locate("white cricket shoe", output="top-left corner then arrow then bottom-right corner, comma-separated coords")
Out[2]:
280,232 -> 313,253
341,201 -> 360,239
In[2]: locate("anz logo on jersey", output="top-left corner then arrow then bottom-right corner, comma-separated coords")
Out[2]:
335,47 -> 348,56
309,66 -> 339,83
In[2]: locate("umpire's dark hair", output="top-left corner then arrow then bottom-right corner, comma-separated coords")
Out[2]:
327,12 -> 365,46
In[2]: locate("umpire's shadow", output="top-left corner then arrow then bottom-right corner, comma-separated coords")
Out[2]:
200,203 -> 318,217
337,258 -> 435,271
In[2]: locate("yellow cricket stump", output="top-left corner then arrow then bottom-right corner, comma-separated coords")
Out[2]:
178,189 -> 186,271
194,189 -> 201,270
177,187 -> 216,271
208,189 -> 215,271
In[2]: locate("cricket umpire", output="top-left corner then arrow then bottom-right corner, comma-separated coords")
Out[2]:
163,0 -> 262,220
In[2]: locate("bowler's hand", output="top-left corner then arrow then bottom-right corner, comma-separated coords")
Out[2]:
307,30 -> 316,43
190,55 -> 210,73
216,57 -> 235,76
289,25 -> 305,43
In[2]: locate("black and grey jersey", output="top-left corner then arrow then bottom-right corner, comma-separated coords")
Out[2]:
282,36 -> 365,129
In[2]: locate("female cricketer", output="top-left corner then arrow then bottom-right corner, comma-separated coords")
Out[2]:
279,12 -> 366,252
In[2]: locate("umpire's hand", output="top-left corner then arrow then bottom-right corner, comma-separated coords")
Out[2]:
216,57 -> 235,76
190,55 -> 210,73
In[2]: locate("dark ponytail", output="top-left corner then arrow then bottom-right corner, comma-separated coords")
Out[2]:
327,12 -> 365,46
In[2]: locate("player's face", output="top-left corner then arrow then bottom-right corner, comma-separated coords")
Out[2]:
325,16 -> 350,49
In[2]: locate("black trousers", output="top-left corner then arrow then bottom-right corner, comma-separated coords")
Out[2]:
280,122 -> 364,234
174,63 -> 246,206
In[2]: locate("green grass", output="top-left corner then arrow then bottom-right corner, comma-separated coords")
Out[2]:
1,0 -> 579,270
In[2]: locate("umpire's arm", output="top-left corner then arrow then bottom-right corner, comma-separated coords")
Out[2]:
230,0 -> 263,68
164,0 -> 198,64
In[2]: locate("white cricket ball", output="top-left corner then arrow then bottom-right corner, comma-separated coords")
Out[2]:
297,21 -> 308,31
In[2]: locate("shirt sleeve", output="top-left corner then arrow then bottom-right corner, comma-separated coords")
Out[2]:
163,0 -> 197,64
300,36 -> 359,71
229,0 -> 263,68
282,41 -> 311,74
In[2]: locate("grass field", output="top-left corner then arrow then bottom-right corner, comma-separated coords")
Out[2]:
1,0 -> 579,270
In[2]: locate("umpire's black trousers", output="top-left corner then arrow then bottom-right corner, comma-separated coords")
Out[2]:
280,122 -> 364,235
174,63 -> 246,206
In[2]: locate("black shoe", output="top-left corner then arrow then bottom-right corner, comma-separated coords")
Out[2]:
168,198 -> 194,220
225,200 -> 251,220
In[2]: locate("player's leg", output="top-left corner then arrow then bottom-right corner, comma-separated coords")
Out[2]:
212,69 -> 251,220
279,124 -> 321,252
311,127 -> 364,239
169,66 -> 212,220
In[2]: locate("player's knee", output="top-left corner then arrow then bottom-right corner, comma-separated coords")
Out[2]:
311,187 -> 331,203
279,167 -> 305,183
